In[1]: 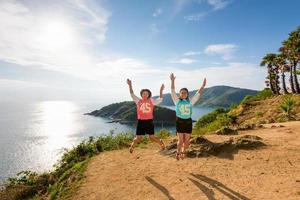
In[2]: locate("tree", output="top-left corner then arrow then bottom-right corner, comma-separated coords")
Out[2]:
261,53 -> 280,94
282,29 -> 300,93
275,54 -> 289,94
279,45 -> 295,93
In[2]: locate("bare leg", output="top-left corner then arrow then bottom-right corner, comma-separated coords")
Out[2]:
182,133 -> 191,158
181,134 -> 186,153
149,135 -> 165,149
129,135 -> 143,153
176,133 -> 184,160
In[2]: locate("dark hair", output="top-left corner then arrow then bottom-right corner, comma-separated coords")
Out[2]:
140,89 -> 152,98
179,88 -> 189,100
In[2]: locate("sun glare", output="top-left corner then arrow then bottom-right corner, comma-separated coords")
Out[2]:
38,101 -> 79,149
37,21 -> 75,49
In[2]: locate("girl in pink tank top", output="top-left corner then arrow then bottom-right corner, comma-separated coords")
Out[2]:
136,97 -> 154,120
126,79 -> 165,153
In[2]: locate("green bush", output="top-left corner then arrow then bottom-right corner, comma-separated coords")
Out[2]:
156,128 -> 171,139
241,95 -> 253,105
280,96 -> 295,120
255,88 -> 274,99
241,88 -> 274,105
194,108 -> 228,129
193,108 -> 235,135
229,103 -> 239,110
256,112 -> 263,117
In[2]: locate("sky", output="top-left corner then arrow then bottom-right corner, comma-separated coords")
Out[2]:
0,0 -> 299,103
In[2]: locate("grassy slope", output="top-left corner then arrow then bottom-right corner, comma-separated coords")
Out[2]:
193,89 -> 300,135
229,95 -> 300,126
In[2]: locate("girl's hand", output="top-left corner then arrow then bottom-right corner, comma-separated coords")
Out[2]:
160,84 -> 165,91
199,78 -> 206,91
126,79 -> 132,86
170,73 -> 176,81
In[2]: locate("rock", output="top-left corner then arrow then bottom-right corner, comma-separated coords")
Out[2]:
166,139 -> 177,150
269,118 -> 276,123
161,135 -> 265,158
215,127 -> 238,135
238,124 -> 255,130
257,124 -> 264,128
190,136 -> 211,144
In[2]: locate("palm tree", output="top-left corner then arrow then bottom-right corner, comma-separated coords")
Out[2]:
294,27 -> 300,83
282,30 -> 300,93
280,45 -> 296,93
275,54 -> 289,94
261,53 -> 280,94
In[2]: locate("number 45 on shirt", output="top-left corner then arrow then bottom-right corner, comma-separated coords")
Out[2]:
139,103 -> 151,113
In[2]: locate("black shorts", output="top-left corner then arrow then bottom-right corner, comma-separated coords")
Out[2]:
176,117 -> 193,134
136,119 -> 154,135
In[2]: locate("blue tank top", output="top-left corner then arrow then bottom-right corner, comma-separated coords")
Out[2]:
175,99 -> 192,119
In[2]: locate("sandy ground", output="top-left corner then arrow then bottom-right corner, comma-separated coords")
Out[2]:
71,121 -> 300,200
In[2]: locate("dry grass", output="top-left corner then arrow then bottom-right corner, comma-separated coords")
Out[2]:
229,95 -> 300,126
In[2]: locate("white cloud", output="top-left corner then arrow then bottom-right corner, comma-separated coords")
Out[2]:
97,59 -> 265,95
0,78 -> 47,89
173,0 -> 191,14
163,62 -> 265,91
182,0 -> 230,21
170,58 -> 198,64
0,59 -> 266,102
184,12 -> 207,21
183,51 -> 202,56
204,44 -> 237,60
207,0 -> 230,11
153,8 -> 163,17
0,0 -> 110,79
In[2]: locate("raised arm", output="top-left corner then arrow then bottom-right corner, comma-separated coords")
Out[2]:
191,78 -> 206,106
153,84 -> 165,105
170,73 -> 179,105
126,78 -> 140,103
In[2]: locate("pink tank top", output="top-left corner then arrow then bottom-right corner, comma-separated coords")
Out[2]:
136,98 -> 154,120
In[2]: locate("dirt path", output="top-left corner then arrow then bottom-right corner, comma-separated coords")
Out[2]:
72,121 -> 300,200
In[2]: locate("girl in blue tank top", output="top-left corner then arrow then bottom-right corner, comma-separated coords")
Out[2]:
170,73 -> 206,160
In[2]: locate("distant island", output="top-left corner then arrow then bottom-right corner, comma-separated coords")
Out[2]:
85,101 -> 176,124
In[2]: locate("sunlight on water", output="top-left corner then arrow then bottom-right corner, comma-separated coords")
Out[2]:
38,101 -> 78,150
29,101 -> 81,171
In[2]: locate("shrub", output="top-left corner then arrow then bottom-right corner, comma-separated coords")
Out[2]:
280,96 -> 295,120
156,128 -> 171,139
194,108 -> 228,129
193,108 -> 236,135
241,88 -> 273,105
229,103 -> 239,110
256,112 -> 263,117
